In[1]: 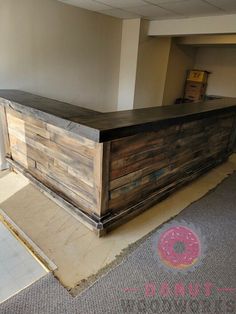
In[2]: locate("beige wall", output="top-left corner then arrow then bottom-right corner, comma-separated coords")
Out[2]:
163,40 -> 196,106
0,0 -> 122,112
194,46 -> 236,98
117,19 -> 141,111
134,20 -> 171,109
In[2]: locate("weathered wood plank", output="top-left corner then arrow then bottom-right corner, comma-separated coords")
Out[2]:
11,148 -> 36,169
7,113 -> 50,139
108,113 -> 235,214
103,152 -> 229,232
111,146 -> 165,170
7,106 -> 98,147
111,131 -> 166,159
111,124 -> 181,159
110,166 -> 169,201
33,166 -> 90,212
219,116 -> 234,128
36,162 -> 95,212
7,127 -> 94,187
109,150 -> 225,211
9,134 -> 53,168
42,161 -> 95,204
6,107 -> 47,129
94,142 -> 111,216
52,159 -> 95,195
110,158 -> 169,190
6,109 -> 101,216
0,106 -> 11,158
9,151 -> 96,215
228,116 -> 236,151
7,121 -> 93,169
46,123 -> 97,149
111,150 -> 167,180
49,132 -> 94,159
9,133 -> 96,204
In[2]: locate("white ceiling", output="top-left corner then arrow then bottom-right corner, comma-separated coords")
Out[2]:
59,0 -> 236,20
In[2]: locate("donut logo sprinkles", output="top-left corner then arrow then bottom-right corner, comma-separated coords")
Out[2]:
153,222 -> 204,272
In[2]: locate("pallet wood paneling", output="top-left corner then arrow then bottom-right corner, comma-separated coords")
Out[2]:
6,108 -> 106,217
108,112 -> 236,213
3,103 -> 236,235
0,106 -> 11,158
94,142 -> 110,216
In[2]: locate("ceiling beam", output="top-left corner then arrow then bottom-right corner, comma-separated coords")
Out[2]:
177,34 -> 236,45
148,14 -> 236,36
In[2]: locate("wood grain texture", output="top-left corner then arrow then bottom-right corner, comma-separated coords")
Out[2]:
6,108 -> 107,217
0,106 -> 11,158
6,158 -> 102,234
94,142 -> 111,216
3,101 -> 236,235
108,111 -> 236,213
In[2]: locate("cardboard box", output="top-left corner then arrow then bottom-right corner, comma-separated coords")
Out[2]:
185,81 -> 206,93
184,91 -> 204,99
184,82 -> 206,101
184,94 -> 204,102
187,70 -> 209,83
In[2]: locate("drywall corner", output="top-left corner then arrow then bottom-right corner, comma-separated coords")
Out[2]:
117,19 -> 141,111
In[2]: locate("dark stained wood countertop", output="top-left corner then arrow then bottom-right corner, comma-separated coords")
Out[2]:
0,90 -> 236,142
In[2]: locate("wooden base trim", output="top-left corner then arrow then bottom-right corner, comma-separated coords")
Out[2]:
0,106 -> 11,159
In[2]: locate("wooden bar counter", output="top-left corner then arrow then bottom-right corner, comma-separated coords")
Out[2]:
0,90 -> 236,236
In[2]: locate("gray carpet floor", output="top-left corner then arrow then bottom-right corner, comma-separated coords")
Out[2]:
1,172 -> 236,314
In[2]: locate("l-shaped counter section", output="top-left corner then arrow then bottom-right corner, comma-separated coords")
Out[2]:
1,90 -> 236,235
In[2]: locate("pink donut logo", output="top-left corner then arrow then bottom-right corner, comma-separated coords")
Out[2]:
153,222 -> 203,271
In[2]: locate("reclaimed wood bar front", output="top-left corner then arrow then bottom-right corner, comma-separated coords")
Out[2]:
0,90 -> 236,236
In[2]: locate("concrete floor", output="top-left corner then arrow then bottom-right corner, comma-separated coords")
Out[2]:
0,154 -> 236,290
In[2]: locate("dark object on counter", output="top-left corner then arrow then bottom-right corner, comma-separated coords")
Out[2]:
184,69 -> 210,103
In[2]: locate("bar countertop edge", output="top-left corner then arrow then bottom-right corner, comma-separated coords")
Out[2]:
0,90 -> 236,142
